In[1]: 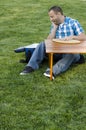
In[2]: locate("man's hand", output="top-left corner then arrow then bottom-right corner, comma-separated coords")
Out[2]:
52,22 -> 58,29
47,22 -> 58,39
61,36 -> 73,41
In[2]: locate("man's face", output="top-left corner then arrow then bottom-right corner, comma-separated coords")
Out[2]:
48,10 -> 61,25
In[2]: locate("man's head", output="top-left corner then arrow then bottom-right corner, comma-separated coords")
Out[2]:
48,6 -> 64,25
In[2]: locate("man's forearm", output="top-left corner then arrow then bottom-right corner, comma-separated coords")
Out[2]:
73,33 -> 86,41
62,33 -> 86,41
47,23 -> 58,39
47,28 -> 57,39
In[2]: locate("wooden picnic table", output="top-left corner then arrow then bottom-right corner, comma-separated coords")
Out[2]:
45,39 -> 86,80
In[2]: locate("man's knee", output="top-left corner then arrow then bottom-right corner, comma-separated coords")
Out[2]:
73,54 -> 80,61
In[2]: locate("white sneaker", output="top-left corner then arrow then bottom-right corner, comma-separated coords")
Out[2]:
44,69 -> 54,80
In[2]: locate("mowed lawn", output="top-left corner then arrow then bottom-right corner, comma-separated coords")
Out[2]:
0,0 -> 86,130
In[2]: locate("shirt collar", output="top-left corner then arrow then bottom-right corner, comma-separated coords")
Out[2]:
58,16 -> 67,27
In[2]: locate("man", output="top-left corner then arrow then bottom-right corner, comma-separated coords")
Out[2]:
20,6 -> 86,79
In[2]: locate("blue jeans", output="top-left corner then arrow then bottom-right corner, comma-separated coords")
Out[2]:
26,41 -> 80,76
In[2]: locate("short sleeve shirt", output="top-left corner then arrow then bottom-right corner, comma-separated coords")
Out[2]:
50,16 -> 84,39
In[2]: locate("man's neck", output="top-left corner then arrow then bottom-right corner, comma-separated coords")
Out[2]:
60,15 -> 65,24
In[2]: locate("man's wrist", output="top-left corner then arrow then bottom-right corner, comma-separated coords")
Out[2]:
72,36 -> 76,40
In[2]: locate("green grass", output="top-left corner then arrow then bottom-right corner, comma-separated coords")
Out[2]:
0,0 -> 86,130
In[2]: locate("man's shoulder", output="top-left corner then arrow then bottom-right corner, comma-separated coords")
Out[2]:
65,16 -> 77,24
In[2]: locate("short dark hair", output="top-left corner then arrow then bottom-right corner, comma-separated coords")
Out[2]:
48,6 -> 63,15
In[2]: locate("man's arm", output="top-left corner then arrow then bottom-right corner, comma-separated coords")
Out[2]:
62,33 -> 86,41
73,33 -> 86,41
47,23 -> 58,39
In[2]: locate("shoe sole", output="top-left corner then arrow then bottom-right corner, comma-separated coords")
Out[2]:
44,73 -> 54,80
20,72 -> 28,75
20,70 -> 34,75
